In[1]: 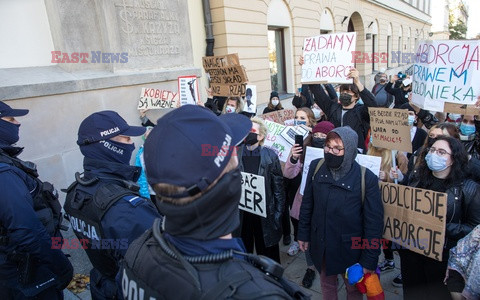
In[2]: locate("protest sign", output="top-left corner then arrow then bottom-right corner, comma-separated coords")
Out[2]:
280,125 -> 309,146
301,32 -> 356,84
259,109 -> 295,124
300,147 -> 381,195
411,39 -> 480,112
178,75 -> 200,105
202,54 -> 249,97
369,107 -> 412,153
380,182 -> 447,261
243,85 -> 257,114
239,172 -> 266,217
263,120 -> 292,163
137,88 -> 178,110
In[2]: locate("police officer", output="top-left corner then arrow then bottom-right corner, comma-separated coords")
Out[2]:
119,106 -> 309,299
64,111 -> 160,300
0,101 -> 73,299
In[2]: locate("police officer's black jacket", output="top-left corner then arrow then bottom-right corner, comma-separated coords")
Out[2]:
0,143 -> 73,292
64,157 -> 159,278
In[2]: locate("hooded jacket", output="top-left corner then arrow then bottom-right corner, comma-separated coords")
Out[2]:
297,127 -> 384,275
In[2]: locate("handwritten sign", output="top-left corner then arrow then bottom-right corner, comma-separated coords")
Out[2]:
263,120 -> 292,163
380,182 -> 447,261
243,85 -> 257,114
301,32 -> 356,84
300,147 -> 381,195
239,172 -> 266,217
178,75 -> 200,106
203,54 -> 249,97
411,39 -> 480,112
259,109 -> 295,124
137,88 -> 178,110
369,107 -> 412,153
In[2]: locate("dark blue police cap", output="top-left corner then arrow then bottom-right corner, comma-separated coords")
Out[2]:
77,111 -> 146,145
144,105 -> 251,196
0,101 -> 29,118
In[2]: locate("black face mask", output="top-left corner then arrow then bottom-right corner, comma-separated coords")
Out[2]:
325,152 -> 344,169
244,132 -> 258,145
339,93 -> 353,107
312,137 -> 326,148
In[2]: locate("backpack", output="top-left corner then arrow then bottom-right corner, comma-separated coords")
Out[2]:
312,159 -> 366,203
0,152 -> 65,238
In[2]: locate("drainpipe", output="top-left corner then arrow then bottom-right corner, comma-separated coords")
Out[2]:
202,0 -> 214,56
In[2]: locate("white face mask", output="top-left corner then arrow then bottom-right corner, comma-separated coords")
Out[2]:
312,108 -> 322,119
272,100 -> 279,106
225,106 -> 236,114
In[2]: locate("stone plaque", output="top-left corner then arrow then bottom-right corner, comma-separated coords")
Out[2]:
111,0 -> 193,70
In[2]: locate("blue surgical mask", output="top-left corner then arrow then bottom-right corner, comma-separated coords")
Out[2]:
448,114 -> 462,122
425,153 -> 449,172
408,115 -> 415,126
460,123 -> 475,136
294,120 -> 307,126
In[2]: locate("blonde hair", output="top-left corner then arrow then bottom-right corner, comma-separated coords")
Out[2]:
222,97 -> 244,114
366,144 -> 393,182
250,117 -> 267,146
153,155 -> 238,205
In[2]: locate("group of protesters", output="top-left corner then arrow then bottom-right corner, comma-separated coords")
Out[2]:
1,53 -> 480,300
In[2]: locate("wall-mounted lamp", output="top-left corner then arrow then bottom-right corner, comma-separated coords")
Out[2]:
368,21 -> 374,28
366,33 -> 372,40
341,16 -> 348,25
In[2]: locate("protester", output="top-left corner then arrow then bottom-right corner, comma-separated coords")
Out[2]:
263,91 -> 283,114
306,66 -> 377,153
239,117 -> 285,263
283,107 -> 317,257
401,136 -> 480,299
445,224 -> 480,300
399,103 -> 428,159
222,96 -> 244,114
134,126 -> 155,200
298,126 -> 384,299
292,85 -> 315,109
311,103 -> 326,123
459,114 -> 480,159
203,87 -> 224,116
0,101 -> 73,299
139,109 -> 155,127
372,73 -> 393,108
385,74 -> 412,108
284,121 -> 335,288
118,105 -> 307,299
64,111 -> 160,299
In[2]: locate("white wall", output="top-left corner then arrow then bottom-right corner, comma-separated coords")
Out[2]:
0,0 -> 55,68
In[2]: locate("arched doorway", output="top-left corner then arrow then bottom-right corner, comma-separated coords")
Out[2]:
347,12 -> 365,74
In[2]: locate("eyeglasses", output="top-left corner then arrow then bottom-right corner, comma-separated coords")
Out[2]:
427,147 -> 451,156
324,145 -> 345,155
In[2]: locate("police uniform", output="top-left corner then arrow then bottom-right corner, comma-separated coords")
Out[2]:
64,111 -> 160,300
118,106 -> 308,299
0,101 -> 73,299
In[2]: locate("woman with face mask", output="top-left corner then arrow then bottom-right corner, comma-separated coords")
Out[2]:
459,114 -> 480,160
282,121 -> 334,289
238,117 -> 286,263
400,136 -> 480,300
399,103 -> 428,159
262,91 -> 284,114
222,97 -> 244,114
297,126 -> 384,299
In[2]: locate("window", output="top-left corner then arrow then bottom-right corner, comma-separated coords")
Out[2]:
268,28 -> 286,93
372,34 -> 377,72
387,36 -> 391,68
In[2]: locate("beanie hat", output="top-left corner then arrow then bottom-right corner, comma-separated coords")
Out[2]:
313,121 -> 335,134
270,91 -> 279,100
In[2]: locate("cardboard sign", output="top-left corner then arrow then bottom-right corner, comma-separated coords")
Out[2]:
202,54 -> 249,97
300,147 -> 381,195
301,32 -> 356,84
239,172 -> 266,218
243,85 -> 257,114
137,88 -> 179,110
178,75 -> 200,106
380,182 -> 447,261
369,107 -> 413,153
280,125 -> 309,146
263,120 -> 292,163
259,109 -> 296,124
411,39 -> 480,112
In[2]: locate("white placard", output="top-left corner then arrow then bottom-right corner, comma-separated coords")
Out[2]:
239,172 -> 266,218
